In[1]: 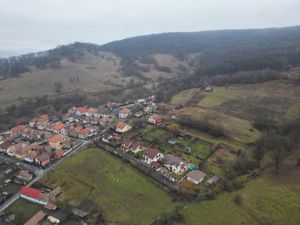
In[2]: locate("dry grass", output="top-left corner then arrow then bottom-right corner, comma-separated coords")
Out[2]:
173,106 -> 261,143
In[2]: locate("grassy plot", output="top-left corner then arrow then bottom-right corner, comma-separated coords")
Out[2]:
171,88 -> 202,106
174,107 -> 261,143
202,148 -> 237,178
281,103 -> 300,122
6,199 -> 43,225
177,164 -> 300,225
41,147 -> 174,225
171,80 -> 300,122
140,125 -> 212,164
182,127 -> 247,150
198,86 -> 242,108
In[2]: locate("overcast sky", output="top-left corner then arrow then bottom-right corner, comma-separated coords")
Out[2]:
0,0 -> 300,56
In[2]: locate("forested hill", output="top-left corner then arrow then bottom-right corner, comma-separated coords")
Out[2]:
100,26 -> 300,58
100,26 -> 300,76
1,26 -> 300,78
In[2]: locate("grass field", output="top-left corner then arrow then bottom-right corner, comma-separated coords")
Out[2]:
140,125 -> 212,164
198,86 -> 242,108
171,88 -> 201,106
182,127 -> 247,150
170,80 -> 300,123
177,166 -> 300,225
6,199 -> 43,225
41,146 -> 175,225
281,103 -> 300,122
173,107 -> 261,143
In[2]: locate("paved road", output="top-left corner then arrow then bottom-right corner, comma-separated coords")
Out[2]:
0,140 -> 91,212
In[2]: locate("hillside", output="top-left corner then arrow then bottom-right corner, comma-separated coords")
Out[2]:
0,26 -> 300,109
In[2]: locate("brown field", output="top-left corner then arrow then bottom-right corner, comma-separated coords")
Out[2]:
171,80 -> 300,123
172,106 -> 261,143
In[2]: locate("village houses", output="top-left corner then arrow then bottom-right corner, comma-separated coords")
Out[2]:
143,148 -> 164,165
119,108 -> 131,118
116,121 -> 132,133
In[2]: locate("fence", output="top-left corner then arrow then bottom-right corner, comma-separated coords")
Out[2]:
96,141 -> 180,191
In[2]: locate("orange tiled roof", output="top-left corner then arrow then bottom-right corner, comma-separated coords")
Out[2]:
48,134 -> 65,144
80,128 -> 89,135
11,125 -> 26,133
78,107 -> 89,113
39,114 -> 49,122
51,123 -> 64,131
116,121 -> 128,130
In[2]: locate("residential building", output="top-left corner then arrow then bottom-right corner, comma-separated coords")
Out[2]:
48,134 -> 68,150
116,121 -> 132,133
148,114 -> 162,125
143,148 -> 164,165
119,108 -> 131,118
164,154 -> 189,175
35,153 -> 51,167
14,170 -> 33,184
187,170 -> 207,184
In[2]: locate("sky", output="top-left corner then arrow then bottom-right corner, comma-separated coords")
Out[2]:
0,0 -> 300,57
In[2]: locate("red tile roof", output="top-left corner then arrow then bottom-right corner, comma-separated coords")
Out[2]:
80,128 -> 89,135
39,114 -> 49,122
48,134 -> 65,144
78,107 -> 89,113
51,123 -> 64,131
144,148 -> 160,159
11,125 -> 26,133
116,121 -> 129,130
20,187 -> 40,199
120,108 -> 131,114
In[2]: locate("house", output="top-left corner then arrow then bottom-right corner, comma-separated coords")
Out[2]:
19,187 -> 49,205
24,151 -> 39,164
36,121 -> 48,130
0,141 -> 12,153
121,138 -> 143,153
51,123 -> 65,134
116,121 -> 132,133
19,186 -> 61,210
10,125 -> 26,136
48,134 -> 68,150
30,142 -> 40,151
7,142 -> 30,157
68,106 -> 78,114
206,175 -> 220,186
76,107 -> 89,116
119,108 -> 131,118
39,114 -> 49,122
99,117 -> 113,126
55,149 -> 65,159
14,147 -> 30,159
187,170 -> 207,184
204,85 -> 213,92
35,153 -> 51,167
143,148 -> 164,165
79,128 -> 90,139
14,170 -> 33,184
95,107 -> 111,118
150,161 -> 161,170
164,154 -> 189,175
148,114 -> 162,125
144,103 -> 156,113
